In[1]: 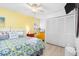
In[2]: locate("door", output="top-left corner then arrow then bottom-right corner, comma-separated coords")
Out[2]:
46,14 -> 75,47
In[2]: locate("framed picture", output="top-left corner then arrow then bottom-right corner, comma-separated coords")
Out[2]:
0,17 -> 5,27
0,17 -> 5,23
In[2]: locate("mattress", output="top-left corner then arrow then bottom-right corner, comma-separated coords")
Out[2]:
0,37 -> 44,56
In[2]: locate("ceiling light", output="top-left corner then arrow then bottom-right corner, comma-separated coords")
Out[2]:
26,3 -> 43,13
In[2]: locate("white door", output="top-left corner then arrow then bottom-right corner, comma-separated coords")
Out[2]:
46,14 -> 76,47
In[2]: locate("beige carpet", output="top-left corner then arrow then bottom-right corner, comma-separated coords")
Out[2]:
42,43 -> 65,56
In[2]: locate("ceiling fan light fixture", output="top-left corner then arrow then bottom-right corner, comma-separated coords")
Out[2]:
26,3 -> 43,13
32,8 -> 38,12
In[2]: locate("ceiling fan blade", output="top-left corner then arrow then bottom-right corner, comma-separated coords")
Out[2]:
26,3 -> 33,7
26,3 -> 41,7
26,3 -> 45,13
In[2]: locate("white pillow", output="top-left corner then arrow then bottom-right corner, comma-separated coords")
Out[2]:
8,31 -> 18,39
17,31 -> 25,38
0,31 -> 9,40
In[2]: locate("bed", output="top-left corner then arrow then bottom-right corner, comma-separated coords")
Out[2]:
0,30 -> 44,56
0,37 -> 44,56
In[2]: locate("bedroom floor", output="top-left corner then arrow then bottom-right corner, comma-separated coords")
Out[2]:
42,43 -> 65,56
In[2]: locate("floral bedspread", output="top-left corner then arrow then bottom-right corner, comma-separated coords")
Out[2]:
0,37 -> 44,56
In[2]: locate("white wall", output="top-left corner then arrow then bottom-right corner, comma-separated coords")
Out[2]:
39,3 -> 66,30
46,9 -> 66,19
40,6 -> 75,30
40,18 -> 46,30
40,8 -> 66,31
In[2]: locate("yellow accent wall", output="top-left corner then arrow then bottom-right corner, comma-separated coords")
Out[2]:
0,8 -> 40,33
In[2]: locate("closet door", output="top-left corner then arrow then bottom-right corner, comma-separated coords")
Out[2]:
46,14 -> 75,47
63,15 -> 75,47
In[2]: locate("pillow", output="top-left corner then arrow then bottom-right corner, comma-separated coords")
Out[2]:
0,31 -> 9,40
8,31 -> 18,39
17,31 -> 25,38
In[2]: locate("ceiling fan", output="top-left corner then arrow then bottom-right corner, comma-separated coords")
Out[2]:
26,3 -> 44,13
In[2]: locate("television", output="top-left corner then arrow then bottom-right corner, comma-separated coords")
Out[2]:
64,3 -> 75,14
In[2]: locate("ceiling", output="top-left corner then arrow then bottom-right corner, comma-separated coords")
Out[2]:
0,3 -> 66,19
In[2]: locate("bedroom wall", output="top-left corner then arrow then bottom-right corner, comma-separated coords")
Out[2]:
40,18 -> 46,30
40,8 -> 66,31
40,7 -> 75,31
0,8 -> 40,33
